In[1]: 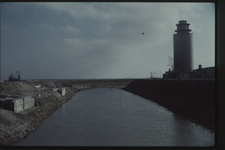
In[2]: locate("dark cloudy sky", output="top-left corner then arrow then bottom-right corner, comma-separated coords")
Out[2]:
1,2 -> 215,80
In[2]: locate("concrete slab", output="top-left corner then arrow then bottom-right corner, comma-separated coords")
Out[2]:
23,96 -> 35,110
58,88 -> 66,96
13,98 -> 24,112
35,85 -> 41,88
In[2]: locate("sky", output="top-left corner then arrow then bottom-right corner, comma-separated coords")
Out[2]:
1,2 -> 215,80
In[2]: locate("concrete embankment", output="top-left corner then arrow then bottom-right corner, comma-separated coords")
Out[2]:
123,79 -> 215,133
0,79 -> 133,146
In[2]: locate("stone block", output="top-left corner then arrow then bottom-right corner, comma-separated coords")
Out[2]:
58,88 -> 66,96
23,96 -> 35,109
0,98 -> 24,113
14,98 -> 24,112
35,85 -> 41,88
0,96 -> 35,112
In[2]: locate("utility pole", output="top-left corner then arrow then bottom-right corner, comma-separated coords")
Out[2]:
179,10 -> 182,20
158,70 -> 159,78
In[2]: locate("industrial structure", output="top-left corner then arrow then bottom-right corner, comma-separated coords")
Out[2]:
8,71 -> 21,82
163,20 -> 214,79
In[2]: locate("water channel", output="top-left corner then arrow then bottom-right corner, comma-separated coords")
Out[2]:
12,88 -> 214,146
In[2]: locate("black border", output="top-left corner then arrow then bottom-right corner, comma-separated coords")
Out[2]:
1,0 -> 224,149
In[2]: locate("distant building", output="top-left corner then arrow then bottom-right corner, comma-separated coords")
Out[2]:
163,65 -> 215,79
190,65 -> 215,79
163,20 -> 214,79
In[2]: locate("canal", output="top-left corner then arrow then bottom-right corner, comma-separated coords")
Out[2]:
11,88 -> 214,146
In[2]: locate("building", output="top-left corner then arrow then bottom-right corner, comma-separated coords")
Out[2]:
163,64 -> 215,79
190,65 -> 215,78
173,20 -> 193,72
163,20 -> 214,79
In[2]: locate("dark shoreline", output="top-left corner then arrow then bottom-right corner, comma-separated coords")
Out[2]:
122,79 -> 215,133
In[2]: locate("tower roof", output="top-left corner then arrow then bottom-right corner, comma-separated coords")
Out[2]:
175,20 -> 192,33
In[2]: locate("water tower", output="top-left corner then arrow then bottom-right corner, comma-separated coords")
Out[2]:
173,20 -> 193,72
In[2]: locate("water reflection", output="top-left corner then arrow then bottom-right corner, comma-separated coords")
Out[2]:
171,114 -> 214,146
61,102 -> 66,115
11,88 -> 214,146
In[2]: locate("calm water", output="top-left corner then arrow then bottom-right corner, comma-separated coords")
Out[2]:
12,88 -> 214,146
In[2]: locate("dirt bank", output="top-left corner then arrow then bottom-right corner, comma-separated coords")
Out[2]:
123,79 -> 215,133
0,80 -> 78,146
0,79 -> 133,146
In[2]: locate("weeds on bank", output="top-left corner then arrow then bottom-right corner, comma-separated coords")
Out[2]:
34,95 -> 58,106
1,83 -> 22,96
13,113 -> 30,121
0,116 -> 12,126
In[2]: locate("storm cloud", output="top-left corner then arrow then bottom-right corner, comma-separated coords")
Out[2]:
1,2 -> 215,80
